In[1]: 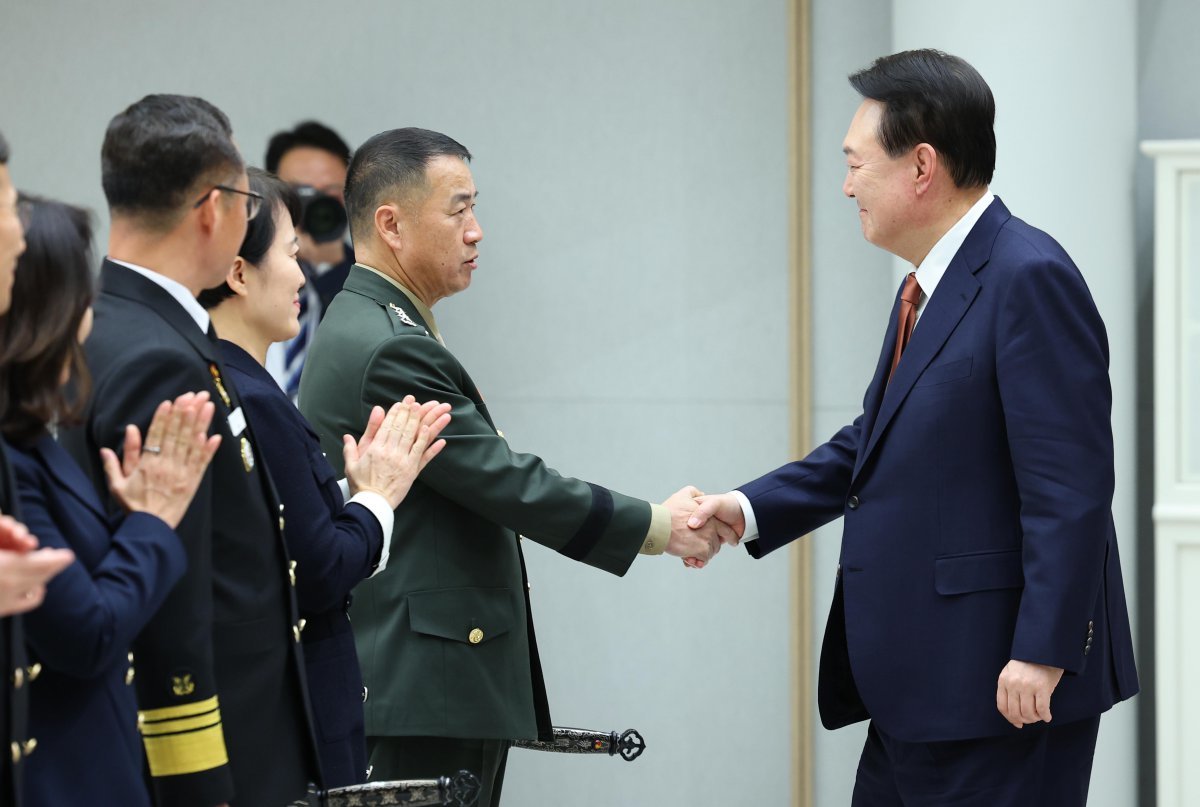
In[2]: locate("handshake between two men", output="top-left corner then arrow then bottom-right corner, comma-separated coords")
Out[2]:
658,487 -> 747,569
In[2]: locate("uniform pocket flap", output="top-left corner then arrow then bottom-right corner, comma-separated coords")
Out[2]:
309,448 -> 336,487
935,548 -> 1024,595
408,587 -> 515,645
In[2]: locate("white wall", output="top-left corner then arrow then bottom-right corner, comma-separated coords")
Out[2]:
807,1 -> 895,804
0,1 -> 795,805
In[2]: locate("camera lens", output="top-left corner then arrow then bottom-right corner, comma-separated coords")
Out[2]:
294,185 -> 348,244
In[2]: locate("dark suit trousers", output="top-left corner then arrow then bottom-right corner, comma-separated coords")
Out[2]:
366,736 -> 510,807
852,716 -> 1101,807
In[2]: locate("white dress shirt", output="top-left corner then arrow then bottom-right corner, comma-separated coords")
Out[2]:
734,191 -> 996,543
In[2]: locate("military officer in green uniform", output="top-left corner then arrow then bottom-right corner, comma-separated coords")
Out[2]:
298,128 -> 730,805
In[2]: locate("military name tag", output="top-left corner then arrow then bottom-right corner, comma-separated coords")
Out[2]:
226,406 -> 246,437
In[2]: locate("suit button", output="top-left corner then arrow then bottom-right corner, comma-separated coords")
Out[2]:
362,686 -> 369,703
12,667 -> 24,689
26,663 -> 41,682
126,667 -> 136,686
847,496 -> 860,510
469,628 -> 484,644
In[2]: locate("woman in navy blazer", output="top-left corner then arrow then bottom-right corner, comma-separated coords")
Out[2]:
0,197 -> 221,805
198,169 -> 449,788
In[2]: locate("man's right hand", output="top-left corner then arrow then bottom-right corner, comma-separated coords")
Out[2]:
660,486 -> 739,566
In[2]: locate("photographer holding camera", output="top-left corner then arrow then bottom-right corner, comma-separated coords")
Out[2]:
264,121 -> 353,398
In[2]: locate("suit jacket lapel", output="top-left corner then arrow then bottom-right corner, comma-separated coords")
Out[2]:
98,260 -> 217,364
852,197 -> 1010,481
32,435 -> 108,522
855,279 -> 905,469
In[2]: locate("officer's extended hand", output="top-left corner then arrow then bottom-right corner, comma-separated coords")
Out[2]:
661,486 -> 728,567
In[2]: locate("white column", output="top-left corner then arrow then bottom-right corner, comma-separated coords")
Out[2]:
888,4 -> 1140,806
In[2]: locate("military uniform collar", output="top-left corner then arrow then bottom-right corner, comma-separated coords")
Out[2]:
355,263 -> 444,345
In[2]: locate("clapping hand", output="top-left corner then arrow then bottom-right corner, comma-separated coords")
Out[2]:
101,391 -> 223,529
0,515 -> 74,615
344,396 -> 452,509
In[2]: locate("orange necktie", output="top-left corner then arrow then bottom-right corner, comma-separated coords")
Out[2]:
888,272 -> 923,383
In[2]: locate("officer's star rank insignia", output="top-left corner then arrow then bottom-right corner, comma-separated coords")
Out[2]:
208,363 -> 231,408
240,437 -> 255,472
388,302 -> 419,327
171,672 -> 195,697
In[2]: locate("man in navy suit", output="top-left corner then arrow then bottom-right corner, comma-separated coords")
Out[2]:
690,50 -> 1138,805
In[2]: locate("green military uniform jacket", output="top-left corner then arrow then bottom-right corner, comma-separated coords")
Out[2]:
299,265 -> 664,742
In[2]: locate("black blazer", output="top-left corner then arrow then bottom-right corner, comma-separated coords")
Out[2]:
11,434 -> 185,805
0,440 -> 27,807
219,340 -> 381,788
60,260 -> 319,806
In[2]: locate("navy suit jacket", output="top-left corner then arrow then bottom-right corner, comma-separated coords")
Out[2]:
741,198 -> 1139,742
10,434 -> 185,805
0,441 -> 27,807
219,340 -> 382,788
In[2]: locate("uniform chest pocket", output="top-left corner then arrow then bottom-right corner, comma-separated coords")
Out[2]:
915,356 -> 973,388
408,587 -> 515,645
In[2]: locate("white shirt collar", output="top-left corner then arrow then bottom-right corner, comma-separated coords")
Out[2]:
109,258 -> 211,333
913,190 -> 995,313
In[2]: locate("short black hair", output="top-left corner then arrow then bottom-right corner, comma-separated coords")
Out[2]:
265,121 -> 352,173
101,94 -> 244,227
0,195 -> 95,445
344,128 -> 472,243
848,49 -> 995,189
0,130 -> 8,164
198,167 -> 302,309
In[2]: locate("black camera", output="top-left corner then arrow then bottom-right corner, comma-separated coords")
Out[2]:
294,185 -> 348,243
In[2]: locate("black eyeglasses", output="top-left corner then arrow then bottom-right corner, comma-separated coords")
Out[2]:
193,184 -> 264,220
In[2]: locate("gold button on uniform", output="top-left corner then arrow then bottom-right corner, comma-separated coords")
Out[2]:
468,628 -> 484,645
12,667 -> 24,689
288,560 -> 297,587
22,739 -> 36,758
26,663 -> 41,682
10,741 -> 20,764
293,624 -> 302,642
126,667 -> 136,685
137,712 -> 145,732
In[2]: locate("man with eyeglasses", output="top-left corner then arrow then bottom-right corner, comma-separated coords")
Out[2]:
60,96 -> 319,807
